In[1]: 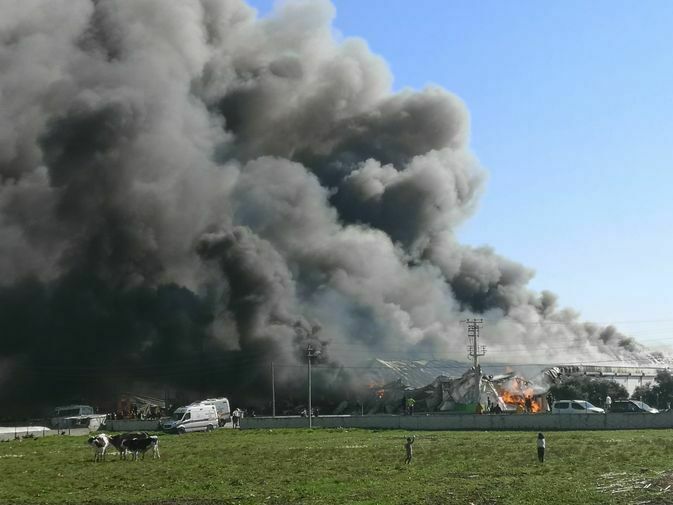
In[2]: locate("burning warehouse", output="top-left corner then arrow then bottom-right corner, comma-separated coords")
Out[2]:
362,359 -> 551,414
488,374 -> 549,413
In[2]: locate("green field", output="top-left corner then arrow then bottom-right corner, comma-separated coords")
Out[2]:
2,428 -> 673,504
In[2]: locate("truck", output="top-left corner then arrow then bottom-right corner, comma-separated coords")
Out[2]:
50,404 -> 106,432
196,398 -> 231,427
161,404 -> 218,434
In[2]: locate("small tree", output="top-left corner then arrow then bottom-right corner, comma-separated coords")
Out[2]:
630,384 -> 656,405
548,378 -> 585,402
630,370 -> 673,409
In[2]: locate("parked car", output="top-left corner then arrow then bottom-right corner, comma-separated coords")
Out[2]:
551,400 -> 605,414
610,400 -> 659,413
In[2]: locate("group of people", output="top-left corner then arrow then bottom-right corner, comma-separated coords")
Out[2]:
105,408 -> 164,421
475,397 -> 503,414
487,396 -> 503,413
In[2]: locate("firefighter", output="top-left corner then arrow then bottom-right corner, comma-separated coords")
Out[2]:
405,397 -> 416,415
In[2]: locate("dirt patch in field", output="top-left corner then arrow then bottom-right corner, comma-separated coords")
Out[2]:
597,470 -> 673,504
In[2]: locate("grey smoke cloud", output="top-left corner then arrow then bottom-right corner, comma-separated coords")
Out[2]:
0,0 -> 655,411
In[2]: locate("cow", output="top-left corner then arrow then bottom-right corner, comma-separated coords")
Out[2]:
108,432 -> 149,460
87,433 -> 110,462
121,435 -> 160,461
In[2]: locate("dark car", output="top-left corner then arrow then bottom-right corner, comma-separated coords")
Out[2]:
610,400 -> 659,413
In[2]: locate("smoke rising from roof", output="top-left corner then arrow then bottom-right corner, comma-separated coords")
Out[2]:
0,0 -> 658,412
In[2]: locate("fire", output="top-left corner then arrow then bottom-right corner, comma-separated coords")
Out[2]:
367,383 -> 385,399
500,389 -> 542,413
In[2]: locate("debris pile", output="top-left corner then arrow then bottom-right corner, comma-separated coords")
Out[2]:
365,363 -> 551,414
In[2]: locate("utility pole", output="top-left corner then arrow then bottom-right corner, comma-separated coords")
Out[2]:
306,344 -> 317,428
271,361 -> 276,418
464,318 -> 486,368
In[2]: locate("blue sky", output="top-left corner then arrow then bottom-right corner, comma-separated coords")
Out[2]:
247,0 -> 673,347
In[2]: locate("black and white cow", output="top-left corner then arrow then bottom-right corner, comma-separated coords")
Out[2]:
87,433 -> 110,462
121,435 -> 160,461
108,432 -> 148,460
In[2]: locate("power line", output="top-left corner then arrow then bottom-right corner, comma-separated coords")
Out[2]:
464,318 -> 485,368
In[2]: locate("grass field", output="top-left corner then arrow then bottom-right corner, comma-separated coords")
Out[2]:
2,428 -> 673,505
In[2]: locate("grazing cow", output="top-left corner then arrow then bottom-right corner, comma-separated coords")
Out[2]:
87,433 -> 110,462
121,435 -> 160,461
108,432 -> 149,460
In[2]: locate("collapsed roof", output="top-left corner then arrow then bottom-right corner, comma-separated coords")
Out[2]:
365,360 -> 553,413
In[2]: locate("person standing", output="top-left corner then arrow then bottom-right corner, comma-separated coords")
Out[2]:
605,395 -> 612,412
406,397 -> 416,416
404,435 -> 416,464
536,433 -> 546,463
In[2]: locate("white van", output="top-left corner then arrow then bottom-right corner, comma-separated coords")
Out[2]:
196,398 -> 231,427
551,400 -> 605,414
161,404 -> 218,434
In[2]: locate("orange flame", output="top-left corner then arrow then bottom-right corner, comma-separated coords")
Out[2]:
500,389 -> 542,413
366,382 -> 385,399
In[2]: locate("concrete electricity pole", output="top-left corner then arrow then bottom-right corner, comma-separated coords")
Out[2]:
306,344 -> 317,428
271,361 -> 276,418
464,318 -> 486,368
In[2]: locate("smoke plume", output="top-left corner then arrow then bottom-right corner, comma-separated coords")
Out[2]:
0,0 -> 657,414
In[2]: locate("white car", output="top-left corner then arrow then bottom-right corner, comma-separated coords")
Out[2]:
552,400 -> 605,414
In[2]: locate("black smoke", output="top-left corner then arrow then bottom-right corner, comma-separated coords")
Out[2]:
0,0 -> 658,416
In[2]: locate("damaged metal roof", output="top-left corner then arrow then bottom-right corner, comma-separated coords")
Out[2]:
366,359 -> 550,389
